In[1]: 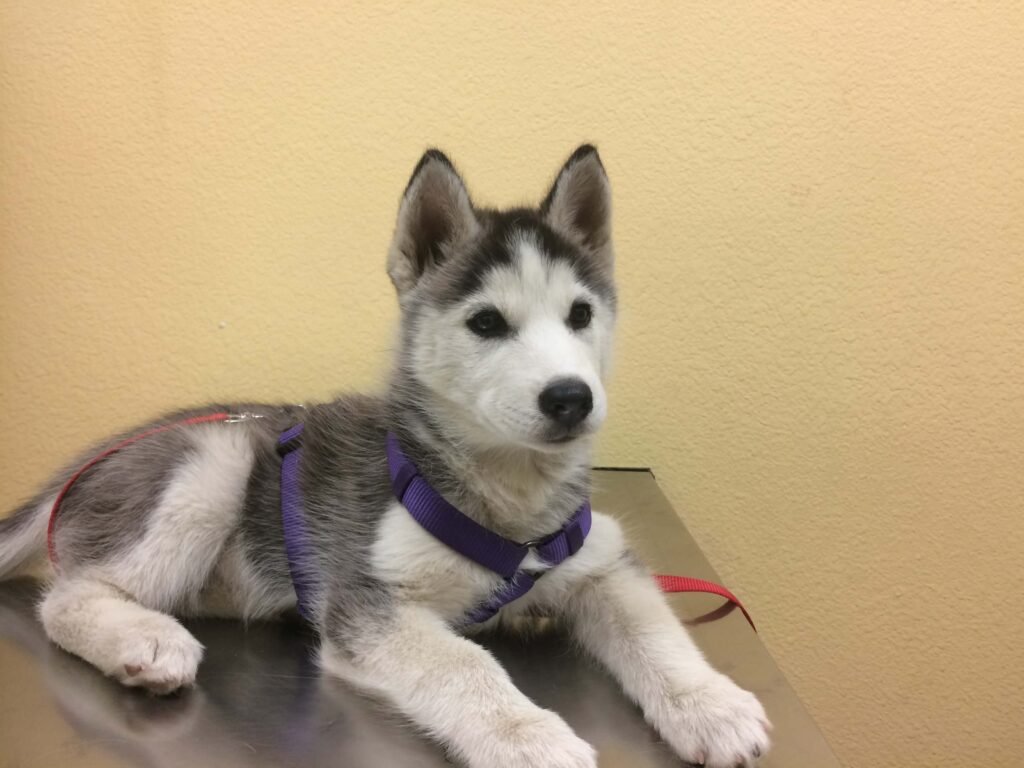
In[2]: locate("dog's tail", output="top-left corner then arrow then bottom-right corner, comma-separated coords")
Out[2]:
0,497 -> 50,580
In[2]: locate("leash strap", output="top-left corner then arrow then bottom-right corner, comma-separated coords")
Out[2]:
656,574 -> 756,631
277,423 -> 316,620
47,411 -> 233,566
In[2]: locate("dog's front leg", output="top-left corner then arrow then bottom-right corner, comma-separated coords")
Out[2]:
321,603 -> 596,768
568,557 -> 771,767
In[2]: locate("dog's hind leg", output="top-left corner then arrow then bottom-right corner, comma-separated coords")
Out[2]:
38,425 -> 255,692
39,576 -> 204,693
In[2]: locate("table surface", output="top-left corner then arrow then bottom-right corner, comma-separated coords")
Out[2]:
0,469 -> 839,768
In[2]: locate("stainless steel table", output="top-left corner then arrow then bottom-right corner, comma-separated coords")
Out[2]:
0,470 -> 839,767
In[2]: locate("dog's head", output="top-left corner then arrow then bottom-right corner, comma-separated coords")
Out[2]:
387,146 -> 616,453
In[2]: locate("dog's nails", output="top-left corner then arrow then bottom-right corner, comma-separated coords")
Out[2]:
753,746 -> 761,757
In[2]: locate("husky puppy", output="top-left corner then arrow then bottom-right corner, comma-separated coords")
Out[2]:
0,147 -> 769,767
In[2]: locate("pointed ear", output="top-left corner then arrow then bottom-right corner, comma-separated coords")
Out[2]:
541,145 -> 613,259
387,150 -> 480,295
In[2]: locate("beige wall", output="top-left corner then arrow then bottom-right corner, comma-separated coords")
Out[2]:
2,3 -> 1022,766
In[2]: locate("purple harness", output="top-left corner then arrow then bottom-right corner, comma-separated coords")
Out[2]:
277,425 -> 592,624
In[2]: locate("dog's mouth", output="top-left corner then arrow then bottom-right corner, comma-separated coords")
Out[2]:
541,426 -> 590,447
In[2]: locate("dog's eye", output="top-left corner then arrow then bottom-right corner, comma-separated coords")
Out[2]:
568,301 -> 592,331
467,308 -> 511,339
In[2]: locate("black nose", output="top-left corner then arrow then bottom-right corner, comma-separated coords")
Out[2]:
538,378 -> 593,428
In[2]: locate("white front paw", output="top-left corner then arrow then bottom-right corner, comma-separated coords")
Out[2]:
466,708 -> 597,768
660,673 -> 771,767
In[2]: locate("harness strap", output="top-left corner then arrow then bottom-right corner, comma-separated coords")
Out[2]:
458,501 -> 594,624
463,571 -> 538,625
385,432 -> 593,623
390,470 -> 528,579
278,426 -> 755,631
278,423 -> 315,620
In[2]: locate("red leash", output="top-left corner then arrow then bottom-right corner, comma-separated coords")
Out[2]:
46,412 -> 232,565
655,574 -> 756,632
46,414 -> 757,633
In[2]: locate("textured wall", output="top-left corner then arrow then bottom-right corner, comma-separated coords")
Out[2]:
2,3 -> 1022,766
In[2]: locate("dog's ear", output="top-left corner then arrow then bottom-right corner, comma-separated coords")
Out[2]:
541,145 -> 612,262
388,150 -> 480,295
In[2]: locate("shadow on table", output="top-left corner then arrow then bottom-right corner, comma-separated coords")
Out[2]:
0,578 -> 685,768
0,579 -> 447,767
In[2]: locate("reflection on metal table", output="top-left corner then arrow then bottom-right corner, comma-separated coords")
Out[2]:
0,469 -> 839,767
